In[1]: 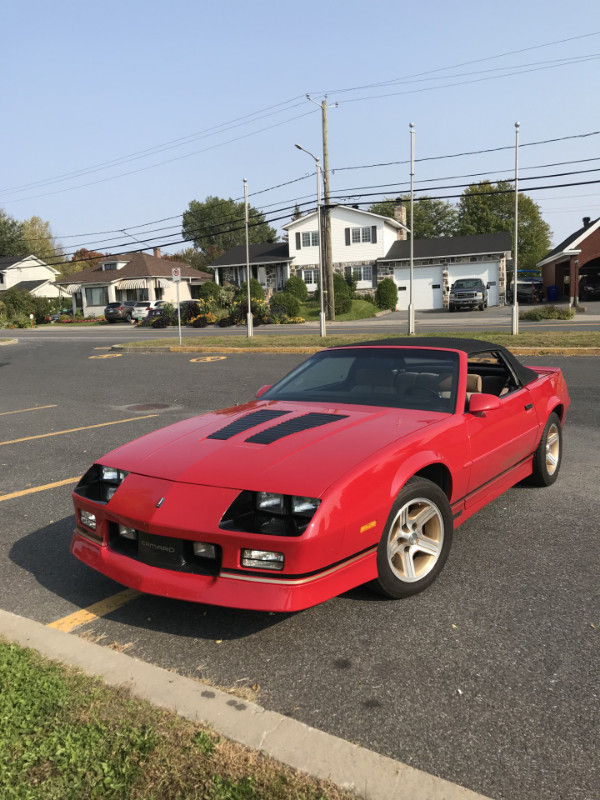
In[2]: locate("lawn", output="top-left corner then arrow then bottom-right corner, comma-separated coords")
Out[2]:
299,299 -> 379,323
0,639 -> 352,800
120,330 -> 600,352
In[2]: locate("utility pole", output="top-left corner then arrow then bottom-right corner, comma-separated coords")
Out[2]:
307,94 -> 337,321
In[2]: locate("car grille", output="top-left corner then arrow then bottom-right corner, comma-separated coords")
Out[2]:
108,524 -> 221,575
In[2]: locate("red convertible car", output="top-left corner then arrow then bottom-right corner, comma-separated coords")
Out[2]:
71,338 -> 569,612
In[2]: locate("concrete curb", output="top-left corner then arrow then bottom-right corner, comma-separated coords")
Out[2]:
0,609 -> 489,800
0,338 -> 18,346
112,343 -> 600,357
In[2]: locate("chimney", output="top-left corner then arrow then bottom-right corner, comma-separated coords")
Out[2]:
583,217 -> 591,228
394,200 -> 407,241
153,247 -> 161,258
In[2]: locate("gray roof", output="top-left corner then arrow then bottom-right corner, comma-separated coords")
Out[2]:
381,232 -> 512,261
0,255 -> 31,269
56,252 -> 210,285
539,217 -> 600,262
1,279 -> 48,292
211,242 -> 291,267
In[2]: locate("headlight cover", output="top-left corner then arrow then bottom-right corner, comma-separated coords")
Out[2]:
220,491 -> 321,537
74,464 -> 129,504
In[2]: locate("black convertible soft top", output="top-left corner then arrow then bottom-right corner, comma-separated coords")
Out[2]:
333,337 -> 539,387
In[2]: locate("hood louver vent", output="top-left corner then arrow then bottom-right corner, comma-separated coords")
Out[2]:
207,409 -> 290,440
245,413 -> 348,444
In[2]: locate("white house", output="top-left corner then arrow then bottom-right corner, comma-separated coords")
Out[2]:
284,205 -> 405,291
55,250 -> 210,317
209,204 -> 511,309
0,255 -> 66,299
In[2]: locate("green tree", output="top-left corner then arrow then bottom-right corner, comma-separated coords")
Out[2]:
63,248 -> 106,276
370,197 -> 458,239
163,246 -> 215,273
375,277 -> 398,311
0,210 -> 25,256
457,181 -> 552,268
182,196 -> 278,260
22,216 -> 64,264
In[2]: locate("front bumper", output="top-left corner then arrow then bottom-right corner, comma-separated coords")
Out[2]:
71,529 -> 376,612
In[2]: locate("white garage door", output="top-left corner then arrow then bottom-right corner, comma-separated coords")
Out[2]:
394,266 -> 444,310
448,263 -> 500,306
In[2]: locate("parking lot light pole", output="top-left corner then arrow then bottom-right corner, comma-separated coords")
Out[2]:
408,122 -> 416,335
512,122 -> 520,336
244,179 -> 253,337
295,144 -> 326,337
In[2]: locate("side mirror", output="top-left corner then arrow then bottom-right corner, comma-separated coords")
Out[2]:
486,283 -> 491,289
256,384 -> 272,398
469,393 -> 501,415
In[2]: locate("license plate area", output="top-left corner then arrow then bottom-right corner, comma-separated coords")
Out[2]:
138,532 -> 184,568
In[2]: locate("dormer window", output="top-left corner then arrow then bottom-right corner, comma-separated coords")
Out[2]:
102,262 -> 118,270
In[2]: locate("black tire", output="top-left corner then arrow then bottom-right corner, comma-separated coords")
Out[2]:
529,412 -> 562,486
373,477 -> 453,598
449,306 -> 454,313
479,303 -> 485,311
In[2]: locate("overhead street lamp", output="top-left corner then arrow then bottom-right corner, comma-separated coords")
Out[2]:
295,144 -> 326,337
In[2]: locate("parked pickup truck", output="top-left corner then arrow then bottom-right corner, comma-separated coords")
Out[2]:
448,278 -> 488,312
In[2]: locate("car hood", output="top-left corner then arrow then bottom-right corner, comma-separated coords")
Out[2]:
99,400 -> 446,497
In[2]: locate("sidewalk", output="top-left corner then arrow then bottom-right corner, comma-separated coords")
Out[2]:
0,608 -> 489,800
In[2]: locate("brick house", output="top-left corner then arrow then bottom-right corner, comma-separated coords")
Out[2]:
537,216 -> 600,303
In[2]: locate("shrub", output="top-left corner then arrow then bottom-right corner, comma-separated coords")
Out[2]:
270,292 -> 301,318
219,284 -> 236,308
345,272 -> 358,298
375,277 -> 398,311
520,304 -> 575,321
360,292 -> 378,305
217,316 -> 234,327
284,275 -> 308,302
235,279 -> 264,302
151,316 -> 168,328
197,281 -> 221,304
333,272 -> 352,314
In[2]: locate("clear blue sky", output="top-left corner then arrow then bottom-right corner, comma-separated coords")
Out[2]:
2,0 -> 599,261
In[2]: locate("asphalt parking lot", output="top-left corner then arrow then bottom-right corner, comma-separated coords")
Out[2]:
0,334 -> 598,800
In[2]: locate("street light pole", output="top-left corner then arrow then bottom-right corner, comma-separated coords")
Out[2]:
408,122 -> 416,335
295,144 -> 326,337
512,122 -> 520,336
244,178 -> 253,338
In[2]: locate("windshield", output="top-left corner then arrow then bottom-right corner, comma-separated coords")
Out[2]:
454,280 -> 482,289
262,348 -> 459,413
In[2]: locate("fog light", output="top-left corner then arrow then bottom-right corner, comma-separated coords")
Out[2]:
118,524 -> 137,540
80,510 -> 96,530
241,549 -> 284,570
193,542 -> 216,559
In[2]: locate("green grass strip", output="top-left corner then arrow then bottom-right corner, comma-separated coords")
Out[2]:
0,640 -> 351,800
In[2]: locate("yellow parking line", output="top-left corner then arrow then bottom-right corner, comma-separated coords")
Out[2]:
0,404 -> 57,416
0,414 -> 158,446
0,477 -> 80,503
47,589 -> 140,632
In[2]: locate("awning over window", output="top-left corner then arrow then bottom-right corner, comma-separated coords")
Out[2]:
154,278 -> 170,288
65,284 -> 82,293
117,279 -> 148,289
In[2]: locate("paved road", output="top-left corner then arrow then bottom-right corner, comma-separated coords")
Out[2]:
0,336 -> 598,800
5,299 -> 600,342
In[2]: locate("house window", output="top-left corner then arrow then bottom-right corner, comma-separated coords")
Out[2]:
302,231 -> 319,247
0,273 -> 3,285
102,262 -> 118,270
303,269 -> 319,285
345,225 -> 377,246
352,265 -> 372,282
85,287 -> 108,306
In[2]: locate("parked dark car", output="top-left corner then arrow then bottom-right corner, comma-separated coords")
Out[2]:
506,280 -> 545,304
581,283 -> 600,301
104,301 -> 138,323
448,278 -> 488,312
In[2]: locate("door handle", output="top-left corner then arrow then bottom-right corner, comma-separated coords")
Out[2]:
525,403 -> 534,410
